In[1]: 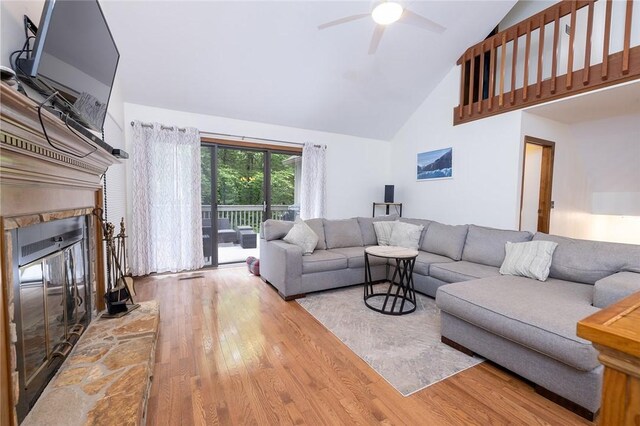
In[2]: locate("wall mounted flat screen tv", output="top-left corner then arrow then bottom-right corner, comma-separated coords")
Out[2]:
18,0 -> 119,132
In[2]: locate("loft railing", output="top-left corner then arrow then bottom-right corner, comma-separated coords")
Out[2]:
201,204 -> 295,231
454,0 -> 639,125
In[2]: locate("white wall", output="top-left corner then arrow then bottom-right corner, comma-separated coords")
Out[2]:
521,143 -> 543,233
391,66 -> 524,228
1,1 -> 43,67
390,59 -> 640,243
123,103 -> 391,224
521,111 -> 640,244
569,113 -> 640,244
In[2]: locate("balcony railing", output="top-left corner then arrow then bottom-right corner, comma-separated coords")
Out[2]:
201,204 -> 296,231
454,0 -> 639,125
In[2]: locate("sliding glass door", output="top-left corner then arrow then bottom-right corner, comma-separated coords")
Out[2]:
201,143 -> 300,266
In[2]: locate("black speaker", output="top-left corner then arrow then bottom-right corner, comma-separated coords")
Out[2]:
384,185 -> 394,203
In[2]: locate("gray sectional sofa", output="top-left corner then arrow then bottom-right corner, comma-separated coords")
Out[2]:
259,216 -> 640,418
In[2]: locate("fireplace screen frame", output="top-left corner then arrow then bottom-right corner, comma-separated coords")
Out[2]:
11,215 -> 92,422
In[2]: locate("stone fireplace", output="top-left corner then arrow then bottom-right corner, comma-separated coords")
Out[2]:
1,82 -> 116,424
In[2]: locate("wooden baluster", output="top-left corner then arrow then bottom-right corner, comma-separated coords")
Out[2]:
567,0 -> 577,89
602,0 -> 612,79
510,28 -> 519,105
523,21 -> 532,101
551,7 -> 560,93
459,52 -> 466,119
478,42 -> 485,113
583,1 -> 594,84
536,14 -> 545,97
623,0 -> 634,74
499,32 -> 506,106
468,47 -> 475,116
488,37 -> 496,110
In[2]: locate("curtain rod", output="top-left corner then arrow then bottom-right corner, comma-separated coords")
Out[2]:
131,121 -> 187,132
130,121 -> 324,148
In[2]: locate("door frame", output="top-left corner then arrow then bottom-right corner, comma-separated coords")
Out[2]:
519,136 -> 555,233
200,139 -> 302,267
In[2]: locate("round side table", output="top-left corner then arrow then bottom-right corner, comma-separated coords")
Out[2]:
363,246 -> 418,315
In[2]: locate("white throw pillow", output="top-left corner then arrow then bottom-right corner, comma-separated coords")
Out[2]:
283,218 -> 319,255
373,221 -> 397,246
499,240 -> 559,281
389,222 -> 424,249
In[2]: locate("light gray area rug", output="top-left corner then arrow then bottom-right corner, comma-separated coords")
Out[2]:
297,284 -> 483,396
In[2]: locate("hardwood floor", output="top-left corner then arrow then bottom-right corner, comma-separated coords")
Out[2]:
135,267 -> 594,425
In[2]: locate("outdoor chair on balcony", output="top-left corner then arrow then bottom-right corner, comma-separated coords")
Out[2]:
217,218 -> 237,244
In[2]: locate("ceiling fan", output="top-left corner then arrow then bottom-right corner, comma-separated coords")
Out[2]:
318,1 -> 446,55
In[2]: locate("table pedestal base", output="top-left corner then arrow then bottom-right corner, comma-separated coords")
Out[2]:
364,254 -> 416,315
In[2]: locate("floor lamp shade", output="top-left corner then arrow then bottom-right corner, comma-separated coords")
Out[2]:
384,185 -> 394,203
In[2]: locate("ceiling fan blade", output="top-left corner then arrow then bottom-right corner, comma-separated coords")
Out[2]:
368,25 -> 385,55
400,9 -> 446,34
318,13 -> 370,30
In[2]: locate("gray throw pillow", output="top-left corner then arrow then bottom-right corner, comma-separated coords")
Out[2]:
389,221 -> 424,249
499,240 -> 559,281
373,221 -> 397,246
283,219 -> 319,255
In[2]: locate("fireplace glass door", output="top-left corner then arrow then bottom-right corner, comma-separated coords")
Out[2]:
17,241 -> 89,392
44,251 -> 67,359
14,216 -> 91,422
67,242 -> 87,326
18,263 -> 46,384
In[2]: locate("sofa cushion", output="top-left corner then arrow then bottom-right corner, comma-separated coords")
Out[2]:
429,261 -> 500,283
593,272 -> 640,308
324,219 -> 364,249
330,247 -> 387,269
436,276 -> 600,371
411,251 -> 454,276
389,221 -> 424,249
305,218 -> 327,250
262,219 -> 294,241
283,219 -> 319,255
422,222 -> 468,260
499,240 -> 558,281
357,215 -> 397,246
533,233 -> 640,284
462,225 -> 533,267
302,250 -> 348,274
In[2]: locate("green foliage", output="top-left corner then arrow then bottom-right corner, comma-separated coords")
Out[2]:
200,148 -> 296,206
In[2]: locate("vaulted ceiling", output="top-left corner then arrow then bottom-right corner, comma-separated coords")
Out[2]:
102,1 -> 517,140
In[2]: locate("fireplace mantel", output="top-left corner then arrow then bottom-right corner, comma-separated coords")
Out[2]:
1,82 -> 119,425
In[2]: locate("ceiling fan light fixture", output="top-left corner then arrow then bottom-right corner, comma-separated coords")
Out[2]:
371,2 -> 404,25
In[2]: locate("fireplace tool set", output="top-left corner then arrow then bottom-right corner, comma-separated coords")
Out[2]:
94,208 -> 139,317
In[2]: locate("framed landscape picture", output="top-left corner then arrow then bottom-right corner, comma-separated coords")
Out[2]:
417,147 -> 453,181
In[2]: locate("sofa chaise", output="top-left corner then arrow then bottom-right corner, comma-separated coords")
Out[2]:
259,216 -> 640,418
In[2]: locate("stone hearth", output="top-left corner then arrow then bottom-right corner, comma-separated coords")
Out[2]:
23,301 -> 160,425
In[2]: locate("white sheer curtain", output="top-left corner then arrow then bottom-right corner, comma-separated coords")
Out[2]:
299,142 -> 327,219
130,121 -> 203,275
